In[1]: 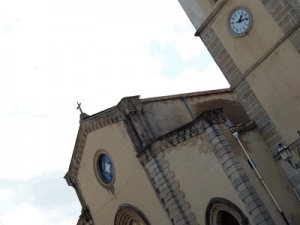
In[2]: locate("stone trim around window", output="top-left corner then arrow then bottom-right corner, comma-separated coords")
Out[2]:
93,149 -> 116,193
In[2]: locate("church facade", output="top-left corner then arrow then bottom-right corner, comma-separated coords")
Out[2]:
65,0 -> 300,225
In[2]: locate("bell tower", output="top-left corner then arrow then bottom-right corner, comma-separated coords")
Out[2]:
178,0 -> 300,200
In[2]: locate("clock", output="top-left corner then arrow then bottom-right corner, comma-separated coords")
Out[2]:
228,6 -> 252,37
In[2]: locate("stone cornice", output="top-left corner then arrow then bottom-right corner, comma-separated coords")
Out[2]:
141,89 -> 231,103
138,109 -> 226,159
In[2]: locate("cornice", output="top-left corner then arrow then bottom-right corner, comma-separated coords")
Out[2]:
138,109 -> 226,159
141,89 -> 231,103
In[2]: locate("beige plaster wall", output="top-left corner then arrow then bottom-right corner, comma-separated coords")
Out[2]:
164,135 -> 255,225
213,0 -> 283,74
77,122 -> 171,225
246,40 -> 300,143
221,125 -> 300,225
164,125 -> 300,225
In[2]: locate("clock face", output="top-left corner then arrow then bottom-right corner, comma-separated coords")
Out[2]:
228,7 -> 252,37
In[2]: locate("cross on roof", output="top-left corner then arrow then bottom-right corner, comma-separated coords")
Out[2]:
76,102 -> 83,114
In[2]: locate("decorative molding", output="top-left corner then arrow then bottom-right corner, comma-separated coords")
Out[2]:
228,121 -> 257,134
138,109 -> 225,157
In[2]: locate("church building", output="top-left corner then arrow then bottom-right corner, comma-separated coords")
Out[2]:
65,0 -> 300,225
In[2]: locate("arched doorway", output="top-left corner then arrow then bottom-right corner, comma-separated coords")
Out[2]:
205,198 -> 249,225
217,210 -> 240,225
114,204 -> 151,225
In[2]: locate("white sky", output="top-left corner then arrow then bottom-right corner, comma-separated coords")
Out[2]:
0,0 -> 228,224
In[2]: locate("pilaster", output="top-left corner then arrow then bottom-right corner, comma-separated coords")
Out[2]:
205,124 -> 276,225
117,96 -> 154,152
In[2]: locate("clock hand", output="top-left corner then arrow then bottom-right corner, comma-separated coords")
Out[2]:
237,15 -> 243,23
240,17 -> 249,22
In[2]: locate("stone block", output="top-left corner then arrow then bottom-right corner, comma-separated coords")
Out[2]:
223,157 -> 239,170
251,205 -> 267,217
153,172 -> 163,182
148,167 -> 160,179
236,180 -> 253,192
165,198 -> 177,208
242,192 -> 260,205
225,163 -> 243,176
219,152 -> 235,165
153,177 -> 166,189
232,173 -> 250,189
239,186 -> 256,201
253,214 -> 268,224
157,182 -> 168,192
147,161 -> 158,172
246,198 -> 264,213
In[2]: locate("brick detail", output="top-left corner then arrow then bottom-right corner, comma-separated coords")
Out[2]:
260,0 -> 300,54
141,151 -> 198,225
205,124 -> 276,225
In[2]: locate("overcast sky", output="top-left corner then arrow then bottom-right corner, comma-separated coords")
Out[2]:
0,0 -> 228,224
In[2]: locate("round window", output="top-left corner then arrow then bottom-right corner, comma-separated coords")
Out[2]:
94,150 -> 115,188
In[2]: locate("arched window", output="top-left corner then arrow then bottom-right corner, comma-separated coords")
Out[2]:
114,204 -> 151,225
205,198 -> 249,225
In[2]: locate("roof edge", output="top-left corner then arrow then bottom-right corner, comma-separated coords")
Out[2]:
141,88 -> 231,103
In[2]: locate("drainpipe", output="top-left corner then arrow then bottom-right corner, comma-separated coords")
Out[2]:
231,131 -> 290,225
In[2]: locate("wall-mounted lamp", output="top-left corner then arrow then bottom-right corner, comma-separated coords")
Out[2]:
277,143 -> 300,169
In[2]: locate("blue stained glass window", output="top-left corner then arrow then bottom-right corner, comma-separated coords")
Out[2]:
98,153 -> 114,184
